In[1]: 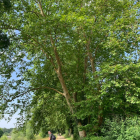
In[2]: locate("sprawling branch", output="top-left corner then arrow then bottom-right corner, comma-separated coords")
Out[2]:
29,86 -> 64,96
6,86 -> 64,103
37,0 -> 45,17
6,91 -> 30,103
28,11 -> 40,17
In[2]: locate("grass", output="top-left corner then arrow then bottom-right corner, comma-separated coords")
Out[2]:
62,134 -> 73,140
66,137 -> 73,140
35,133 -> 57,140
35,135 -> 49,140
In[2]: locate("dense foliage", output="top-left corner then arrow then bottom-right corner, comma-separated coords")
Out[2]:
26,123 -> 35,140
0,135 -> 8,140
11,129 -> 25,140
0,0 -> 11,12
101,116 -> 140,140
10,123 -> 35,140
0,129 -> 4,138
0,0 -> 139,139
2,128 -> 13,136
0,0 -> 11,49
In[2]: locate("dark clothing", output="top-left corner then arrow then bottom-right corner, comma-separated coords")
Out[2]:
50,133 -> 56,140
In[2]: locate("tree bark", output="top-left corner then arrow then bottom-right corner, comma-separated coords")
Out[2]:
50,36 -> 74,114
51,36 -> 87,138
38,0 -> 45,17
78,122 -> 86,138
86,39 -> 103,131
69,128 -> 72,137
83,56 -> 88,83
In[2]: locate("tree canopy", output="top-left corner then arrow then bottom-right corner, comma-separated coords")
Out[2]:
0,0 -> 11,49
0,0 -> 140,138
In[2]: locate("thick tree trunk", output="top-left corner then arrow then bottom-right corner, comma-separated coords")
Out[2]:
56,59 -> 74,114
51,37 -> 87,138
51,37 -> 74,114
69,128 -> 72,137
86,40 -> 104,131
78,122 -> 86,138
98,106 -> 103,127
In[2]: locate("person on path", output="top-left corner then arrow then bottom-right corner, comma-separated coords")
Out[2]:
48,131 -> 56,140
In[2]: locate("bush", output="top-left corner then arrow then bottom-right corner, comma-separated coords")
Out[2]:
83,135 -> 104,140
11,129 -> 26,140
26,123 -> 35,140
64,129 -> 69,138
0,128 -> 4,138
17,132 -> 26,140
101,116 -> 140,140
11,129 -> 18,140
39,128 -> 47,138
0,135 -> 8,140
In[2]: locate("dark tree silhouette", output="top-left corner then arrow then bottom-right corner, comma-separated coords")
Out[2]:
0,0 -> 11,49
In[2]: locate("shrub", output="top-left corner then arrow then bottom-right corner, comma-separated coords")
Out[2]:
64,129 -> 69,138
83,136 -> 104,140
11,129 -> 19,140
0,128 -> 4,138
26,123 -> 35,140
17,132 -> 26,140
39,128 -> 46,138
0,135 -> 8,140
101,116 -> 140,140
11,129 -> 26,140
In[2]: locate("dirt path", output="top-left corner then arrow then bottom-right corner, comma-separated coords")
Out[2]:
56,136 -> 67,140
38,138 -> 49,140
37,135 -> 67,140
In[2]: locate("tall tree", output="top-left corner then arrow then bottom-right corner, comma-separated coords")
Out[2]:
0,0 -> 139,138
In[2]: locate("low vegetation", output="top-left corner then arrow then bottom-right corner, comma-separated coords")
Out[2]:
0,135 -> 8,140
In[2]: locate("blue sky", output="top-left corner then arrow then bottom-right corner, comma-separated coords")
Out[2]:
0,44 -> 32,128
0,68 -> 20,128
0,59 -> 29,129
0,113 -> 19,128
